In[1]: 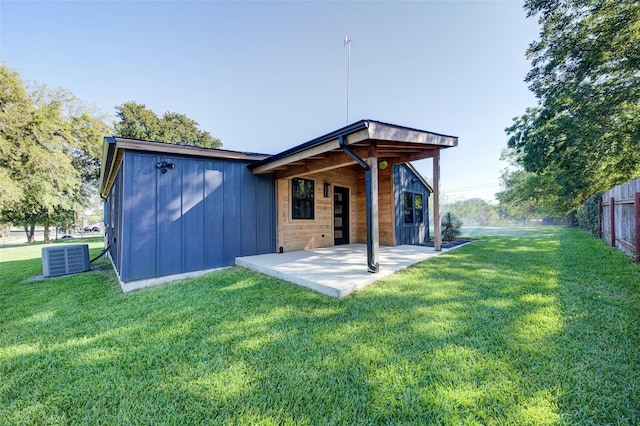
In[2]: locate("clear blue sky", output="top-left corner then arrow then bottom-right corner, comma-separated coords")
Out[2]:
1,0 -> 539,201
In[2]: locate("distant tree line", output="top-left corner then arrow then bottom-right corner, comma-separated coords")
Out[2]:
0,65 -> 221,242
442,196 -> 556,227
442,198 -> 502,226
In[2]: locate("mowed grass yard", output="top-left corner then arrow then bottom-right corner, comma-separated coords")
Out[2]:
1,229 -> 639,425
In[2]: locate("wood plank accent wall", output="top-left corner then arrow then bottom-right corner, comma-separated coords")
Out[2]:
276,167 -> 360,252
276,164 -> 398,251
355,165 -> 395,246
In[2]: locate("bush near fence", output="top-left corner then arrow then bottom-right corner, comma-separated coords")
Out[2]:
577,192 -> 603,237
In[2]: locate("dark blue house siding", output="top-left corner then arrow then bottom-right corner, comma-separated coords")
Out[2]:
105,166 -> 124,277
115,151 -> 275,283
394,164 -> 431,245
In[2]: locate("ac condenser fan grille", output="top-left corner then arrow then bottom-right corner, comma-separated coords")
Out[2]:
42,244 -> 90,277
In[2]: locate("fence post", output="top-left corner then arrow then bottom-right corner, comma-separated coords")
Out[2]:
610,197 -> 616,247
633,192 -> 640,263
598,197 -> 602,239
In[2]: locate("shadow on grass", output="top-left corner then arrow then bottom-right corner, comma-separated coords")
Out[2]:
553,230 -> 640,423
1,229 -> 638,424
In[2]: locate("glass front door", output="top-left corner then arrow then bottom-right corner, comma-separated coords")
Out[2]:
334,186 -> 349,245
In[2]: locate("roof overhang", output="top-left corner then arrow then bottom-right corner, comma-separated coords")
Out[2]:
98,137 -> 270,199
249,120 -> 458,179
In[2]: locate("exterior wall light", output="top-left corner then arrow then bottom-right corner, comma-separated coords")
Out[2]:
323,182 -> 331,198
156,161 -> 175,174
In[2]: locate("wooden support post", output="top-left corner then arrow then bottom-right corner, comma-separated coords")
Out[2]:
635,193 -> 640,264
610,197 -> 616,247
598,197 -> 602,239
433,149 -> 441,251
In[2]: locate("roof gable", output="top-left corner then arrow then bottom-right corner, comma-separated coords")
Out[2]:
402,163 -> 433,193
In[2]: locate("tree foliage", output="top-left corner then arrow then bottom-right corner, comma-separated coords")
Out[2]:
497,168 -> 562,223
504,0 -> 640,211
576,192 -> 603,236
0,67 -> 28,210
442,198 -> 500,226
0,65 -> 109,242
114,101 -> 222,148
496,149 -> 567,222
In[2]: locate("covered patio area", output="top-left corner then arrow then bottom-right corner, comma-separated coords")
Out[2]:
249,120 -> 458,274
236,243 -> 462,298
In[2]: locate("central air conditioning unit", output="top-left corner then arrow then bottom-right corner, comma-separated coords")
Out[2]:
42,244 -> 90,278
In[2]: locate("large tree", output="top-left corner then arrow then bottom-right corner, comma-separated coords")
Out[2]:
0,66 -> 109,242
114,101 -> 222,148
505,0 -> 640,210
0,66 -> 31,212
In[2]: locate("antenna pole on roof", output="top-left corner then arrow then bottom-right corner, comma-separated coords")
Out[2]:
344,35 -> 352,125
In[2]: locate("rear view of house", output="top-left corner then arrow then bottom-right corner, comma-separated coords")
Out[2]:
99,120 -> 458,292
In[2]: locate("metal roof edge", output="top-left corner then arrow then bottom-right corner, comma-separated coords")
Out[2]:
249,119 -> 458,171
248,120 -> 370,170
110,137 -> 271,158
366,119 -> 458,141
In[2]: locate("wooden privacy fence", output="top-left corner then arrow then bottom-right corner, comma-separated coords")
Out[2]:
599,178 -> 640,263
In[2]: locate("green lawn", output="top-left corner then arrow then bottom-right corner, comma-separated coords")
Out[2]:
1,229 -> 639,425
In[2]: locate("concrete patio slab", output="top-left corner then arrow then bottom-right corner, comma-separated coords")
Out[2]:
236,243 -> 462,298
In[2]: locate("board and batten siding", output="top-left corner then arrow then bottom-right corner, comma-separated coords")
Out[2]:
394,164 -> 430,246
276,167 -> 359,252
104,165 -> 124,277
117,151 -> 275,282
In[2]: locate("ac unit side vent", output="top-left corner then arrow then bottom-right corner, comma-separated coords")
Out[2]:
42,244 -> 90,277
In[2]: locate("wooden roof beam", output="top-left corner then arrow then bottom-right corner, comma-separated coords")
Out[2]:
274,147 -> 370,179
252,129 -> 370,174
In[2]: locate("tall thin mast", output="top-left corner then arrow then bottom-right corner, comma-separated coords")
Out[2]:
344,35 -> 352,125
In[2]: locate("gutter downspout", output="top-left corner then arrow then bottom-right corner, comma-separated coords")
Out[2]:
339,135 -> 379,273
